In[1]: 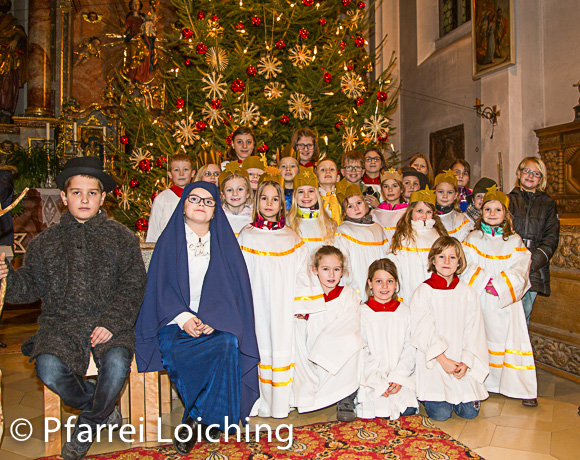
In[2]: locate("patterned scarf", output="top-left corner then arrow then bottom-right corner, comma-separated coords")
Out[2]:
252,214 -> 286,230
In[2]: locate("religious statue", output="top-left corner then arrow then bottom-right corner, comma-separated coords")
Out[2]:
0,0 -> 26,124
122,0 -> 157,84
73,36 -> 102,67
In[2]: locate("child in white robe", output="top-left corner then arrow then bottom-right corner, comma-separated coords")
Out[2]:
219,163 -> 253,236
372,168 -> 408,242
461,186 -> 537,405
287,168 -> 336,256
357,258 -> 418,420
334,183 -> 388,300
293,246 -> 364,421
316,158 -> 342,225
238,173 -> 320,418
434,170 -> 473,242
387,188 -> 448,304
411,236 -> 489,421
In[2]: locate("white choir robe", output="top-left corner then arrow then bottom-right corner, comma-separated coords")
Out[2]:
439,210 -> 474,242
334,221 -> 389,300
461,231 -> 536,399
357,302 -> 418,419
410,281 -> 490,404
224,212 -> 252,237
293,286 -> 364,412
146,188 -> 180,243
295,217 -> 332,257
386,220 -> 441,304
372,207 -> 406,242
238,224 -> 322,418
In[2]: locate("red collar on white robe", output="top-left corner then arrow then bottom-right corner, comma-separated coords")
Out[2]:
170,185 -> 184,197
423,272 -> 460,290
366,296 -> 400,312
362,174 -> 381,185
323,285 -> 344,302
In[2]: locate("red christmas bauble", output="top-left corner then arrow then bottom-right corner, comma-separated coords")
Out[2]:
246,65 -> 257,77
211,14 -> 219,22
303,0 -> 314,5
319,18 -> 327,25
196,43 -> 207,54
358,1 -> 366,9
182,28 -> 193,39
335,121 -> 344,130
175,98 -> 185,108
231,79 -> 245,93
196,120 -> 208,131
222,117 -> 230,125
252,16 -> 261,26
378,133 -> 388,143
377,91 -> 388,102
135,218 -> 148,231
258,143 -> 269,153
151,191 -> 158,201
155,157 -> 166,168
236,22 -> 245,30
355,97 -> 364,106
129,179 -> 139,189
355,36 -> 365,47
139,159 -> 152,172
120,136 -> 129,145
323,72 -> 332,85
211,99 -> 222,109
299,28 -> 309,39
184,58 -> 193,67
197,11 -> 205,20
113,187 -> 122,198
347,64 -> 354,70
275,40 -> 286,50
339,40 -> 346,51
226,134 -> 233,145
342,0 -> 351,5
280,114 -> 290,124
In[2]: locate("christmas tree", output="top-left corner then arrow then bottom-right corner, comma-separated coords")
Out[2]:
111,0 -> 399,230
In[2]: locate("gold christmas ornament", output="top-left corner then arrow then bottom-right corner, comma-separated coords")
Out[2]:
288,44 -> 313,69
264,82 -> 285,100
340,71 -> 365,99
342,126 -> 358,151
173,118 -> 199,146
363,114 -> 390,143
201,72 -> 227,99
205,47 -> 228,71
258,55 -> 282,79
129,147 -> 153,169
288,93 -> 312,120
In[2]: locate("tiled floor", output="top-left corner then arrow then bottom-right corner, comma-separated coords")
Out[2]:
1,307 -> 579,460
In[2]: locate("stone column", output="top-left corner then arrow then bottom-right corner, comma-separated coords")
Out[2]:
25,0 -> 53,116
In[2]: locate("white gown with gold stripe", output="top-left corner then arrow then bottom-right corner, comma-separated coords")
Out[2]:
295,217 -> 332,258
439,210 -> 474,242
386,219 -> 441,304
371,207 -> 406,242
410,281 -> 490,404
461,230 -> 536,399
334,221 -> 389,300
224,213 -> 252,237
293,285 -> 364,413
238,224 -> 318,418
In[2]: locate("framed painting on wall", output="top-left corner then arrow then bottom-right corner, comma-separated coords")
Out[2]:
429,124 -> 465,176
471,0 -> 515,80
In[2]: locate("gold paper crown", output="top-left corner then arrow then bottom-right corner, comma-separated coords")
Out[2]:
336,178 -> 363,204
241,155 -> 265,171
410,186 -> 436,206
258,165 -> 284,188
293,167 -> 318,189
380,168 -> 403,184
197,146 -> 222,169
483,184 -> 509,209
218,161 -> 249,185
276,144 -> 300,162
434,169 -> 458,187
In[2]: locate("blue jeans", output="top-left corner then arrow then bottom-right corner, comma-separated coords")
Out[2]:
423,400 -> 480,421
522,290 -> 538,325
35,347 -> 131,441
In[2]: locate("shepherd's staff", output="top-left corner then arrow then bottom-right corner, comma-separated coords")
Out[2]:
498,152 -> 503,192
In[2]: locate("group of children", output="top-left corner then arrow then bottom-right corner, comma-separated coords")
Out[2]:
0,124 -> 559,459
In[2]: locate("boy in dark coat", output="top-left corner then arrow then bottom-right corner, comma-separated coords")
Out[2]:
0,157 -> 147,460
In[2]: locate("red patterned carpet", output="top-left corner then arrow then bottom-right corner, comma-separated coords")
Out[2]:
40,415 -> 484,459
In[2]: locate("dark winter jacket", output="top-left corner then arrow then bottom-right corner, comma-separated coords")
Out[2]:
508,187 -> 560,296
7,210 -> 147,375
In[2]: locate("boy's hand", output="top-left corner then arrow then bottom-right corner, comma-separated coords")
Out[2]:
199,324 -> 215,335
436,354 -> 460,374
382,382 -> 401,397
453,363 -> 468,379
183,316 -> 203,337
0,252 -> 8,280
91,327 -> 113,346
365,195 -> 380,209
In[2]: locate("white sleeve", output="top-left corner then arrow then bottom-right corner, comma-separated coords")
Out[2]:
146,196 -> 163,243
490,243 -> 532,308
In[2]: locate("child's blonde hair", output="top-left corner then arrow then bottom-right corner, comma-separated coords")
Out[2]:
253,180 -> 286,222
515,156 -> 547,191
313,245 -> 347,276
427,236 -> 467,275
474,200 -> 515,241
365,258 -> 399,299
390,201 -> 448,254
220,173 -> 252,208
194,164 -> 220,182
288,187 -> 337,243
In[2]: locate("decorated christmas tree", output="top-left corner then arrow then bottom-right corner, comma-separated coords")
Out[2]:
111,0 -> 399,230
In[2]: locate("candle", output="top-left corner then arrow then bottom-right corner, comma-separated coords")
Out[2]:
45,122 -> 50,141
73,122 -> 77,142
102,126 -> 106,140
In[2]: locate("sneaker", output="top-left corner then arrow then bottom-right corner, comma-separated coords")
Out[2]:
522,398 -> 538,407
106,405 -> 122,431
61,439 -> 91,460
337,397 -> 356,422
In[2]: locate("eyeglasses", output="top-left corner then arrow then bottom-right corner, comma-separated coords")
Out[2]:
296,143 -> 314,150
203,171 -> 220,178
344,166 -> 363,172
520,168 -> 542,178
186,194 -> 216,207
365,157 -> 382,164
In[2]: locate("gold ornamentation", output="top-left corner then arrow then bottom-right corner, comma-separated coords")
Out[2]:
288,93 -> 311,120
257,55 -> 282,79
205,47 -> 228,71
288,44 -> 313,69
264,82 -> 285,100
201,72 -> 227,100
173,118 -> 199,146
341,126 -> 358,151
340,71 -> 365,99
234,103 -> 261,126
362,114 -> 390,143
